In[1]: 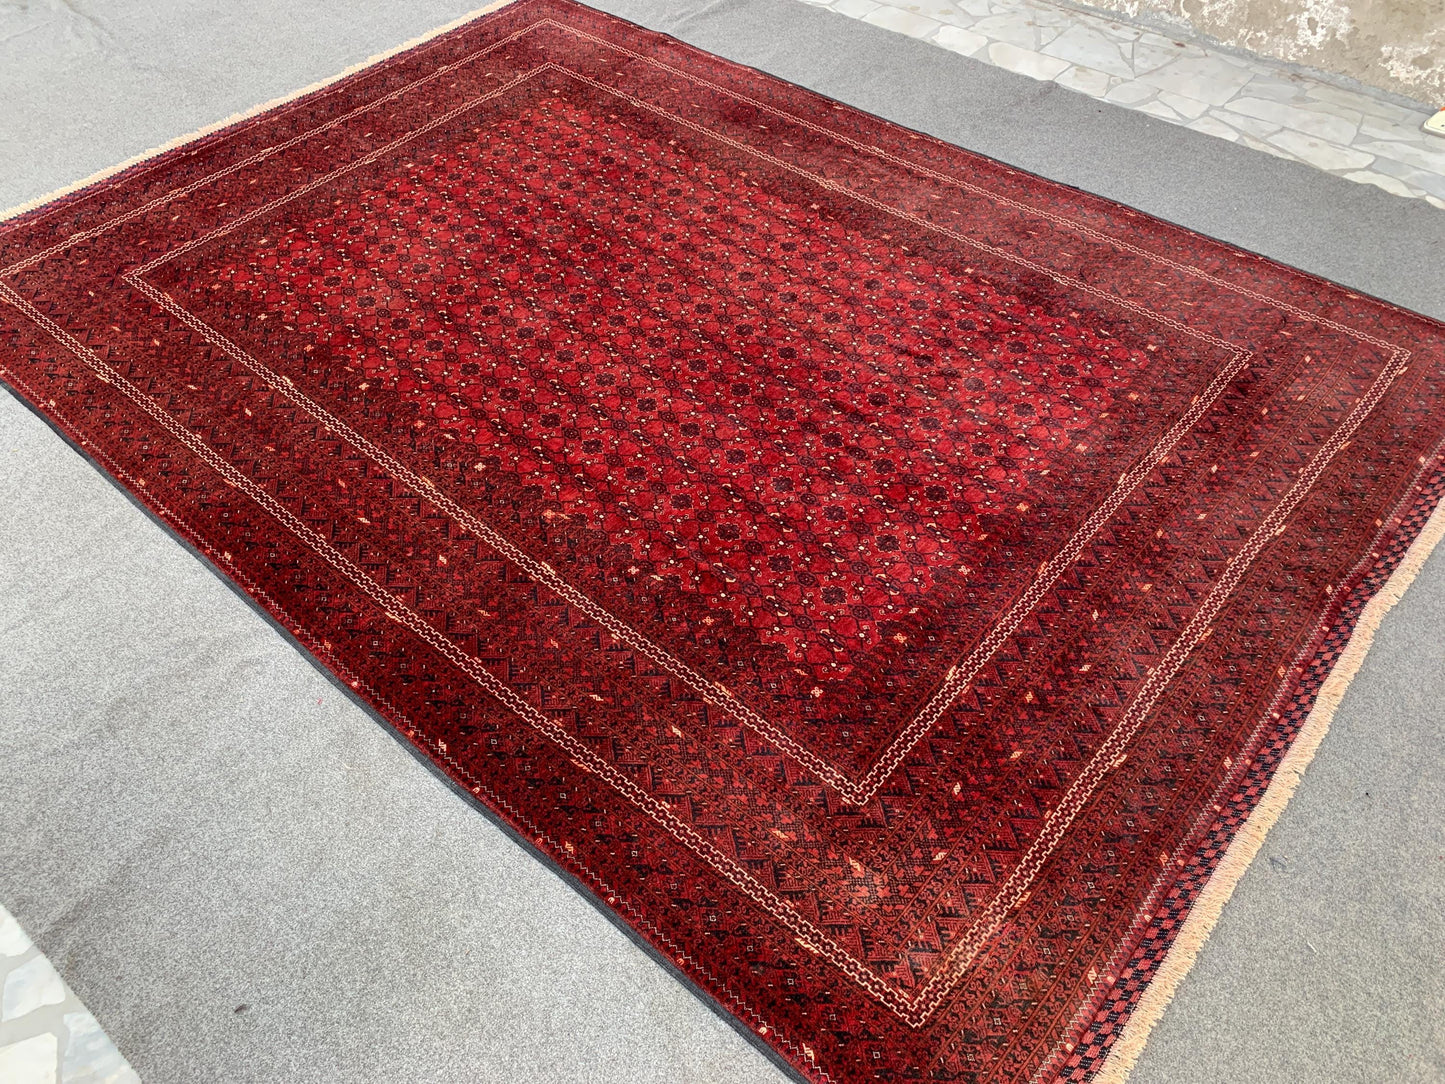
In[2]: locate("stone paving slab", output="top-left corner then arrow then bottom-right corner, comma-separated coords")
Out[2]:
0,905 -> 139,1084
801,0 -> 1445,207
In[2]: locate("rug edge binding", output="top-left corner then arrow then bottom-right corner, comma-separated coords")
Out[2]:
0,0 -> 519,226
1091,483 -> 1445,1084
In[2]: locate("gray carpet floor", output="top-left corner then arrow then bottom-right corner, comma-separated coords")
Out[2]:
1,1 -> 1442,1081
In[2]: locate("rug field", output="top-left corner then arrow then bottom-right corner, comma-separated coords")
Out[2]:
2,2 -> 1442,1080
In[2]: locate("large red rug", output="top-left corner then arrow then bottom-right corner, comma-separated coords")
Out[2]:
3,2 -> 1443,1079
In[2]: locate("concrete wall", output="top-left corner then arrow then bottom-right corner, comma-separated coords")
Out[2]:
1093,0 -> 1444,102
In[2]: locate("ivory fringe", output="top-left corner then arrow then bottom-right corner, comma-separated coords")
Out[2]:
1093,490 -> 1445,1084
0,0 -> 517,225
4,8 -> 1442,1079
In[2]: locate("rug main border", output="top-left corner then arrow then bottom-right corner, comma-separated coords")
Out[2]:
1084,452 -> 1445,1083
3,3 -> 1443,1082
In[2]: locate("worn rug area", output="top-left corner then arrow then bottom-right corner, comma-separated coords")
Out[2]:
3,1 -> 1443,1080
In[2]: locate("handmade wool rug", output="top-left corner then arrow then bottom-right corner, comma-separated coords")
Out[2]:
2,1 -> 1443,1080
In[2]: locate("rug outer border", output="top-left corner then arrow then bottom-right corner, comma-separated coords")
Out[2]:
1089,477 -> 1445,1083
2,3 -> 1443,1082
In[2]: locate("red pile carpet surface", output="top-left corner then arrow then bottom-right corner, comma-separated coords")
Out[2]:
3,1 -> 1443,1079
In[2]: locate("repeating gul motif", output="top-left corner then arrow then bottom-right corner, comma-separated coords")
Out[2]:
210,96 -> 1156,676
